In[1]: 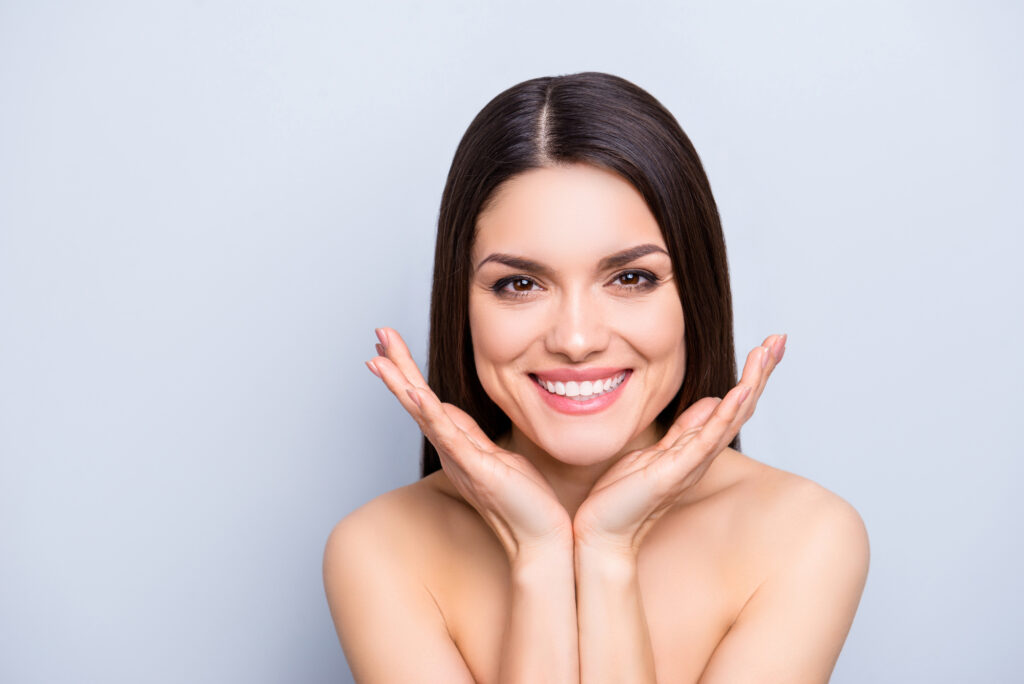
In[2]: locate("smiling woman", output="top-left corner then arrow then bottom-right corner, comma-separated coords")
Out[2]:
469,165 -> 688,472
323,72 -> 870,684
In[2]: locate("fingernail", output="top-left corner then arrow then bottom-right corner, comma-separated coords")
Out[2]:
760,346 -> 770,369
365,360 -> 381,378
406,388 -> 422,408
375,342 -> 385,356
375,328 -> 389,349
777,334 -> 787,363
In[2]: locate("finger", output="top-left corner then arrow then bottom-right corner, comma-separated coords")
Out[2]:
408,386 -> 483,468
375,327 -> 431,390
751,333 -> 784,402
659,396 -> 721,448
735,334 -> 785,425
689,378 -> 755,459
757,333 -> 786,382
371,355 -> 490,473
660,338 -> 773,453
370,354 -> 427,419
441,402 -> 498,451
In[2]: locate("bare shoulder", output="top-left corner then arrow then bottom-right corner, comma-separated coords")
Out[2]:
325,475 -> 448,552
323,473 -> 467,591
693,450 -> 871,682
322,475 -> 476,683
727,449 -> 870,568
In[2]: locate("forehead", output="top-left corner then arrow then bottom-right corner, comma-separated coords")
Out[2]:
472,164 -> 665,263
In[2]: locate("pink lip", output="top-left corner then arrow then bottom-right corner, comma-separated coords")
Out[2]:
531,370 -> 631,415
532,367 -> 629,383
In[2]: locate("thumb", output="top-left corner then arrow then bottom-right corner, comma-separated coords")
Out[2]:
658,396 -> 722,448
441,403 -> 497,451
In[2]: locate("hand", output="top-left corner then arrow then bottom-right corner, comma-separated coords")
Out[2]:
572,334 -> 787,556
366,327 -> 574,561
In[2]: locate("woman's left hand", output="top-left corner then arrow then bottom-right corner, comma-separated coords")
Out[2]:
572,334 -> 787,556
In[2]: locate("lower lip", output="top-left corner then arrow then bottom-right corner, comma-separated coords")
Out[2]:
530,371 -> 631,415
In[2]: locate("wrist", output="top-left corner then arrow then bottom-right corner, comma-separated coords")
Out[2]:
574,531 -> 639,561
510,539 -> 574,585
574,538 -> 639,583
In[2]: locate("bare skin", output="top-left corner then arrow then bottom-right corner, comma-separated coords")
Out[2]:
326,328 -> 868,683
324,165 -> 870,683
327,433 -> 867,683
425,446 -> 845,683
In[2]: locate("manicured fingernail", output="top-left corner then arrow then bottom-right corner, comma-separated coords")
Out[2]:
375,342 -> 385,356
776,334 -> 787,363
738,386 -> 752,405
375,328 -> 388,349
365,360 -> 381,378
406,388 -> 422,408
760,346 -> 770,369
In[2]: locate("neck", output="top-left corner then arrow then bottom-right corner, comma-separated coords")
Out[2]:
498,422 -> 666,520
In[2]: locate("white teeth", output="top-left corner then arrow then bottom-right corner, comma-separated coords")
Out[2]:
535,372 -> 627,399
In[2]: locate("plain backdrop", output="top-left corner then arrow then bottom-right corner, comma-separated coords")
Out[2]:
2,1 -> 1021,682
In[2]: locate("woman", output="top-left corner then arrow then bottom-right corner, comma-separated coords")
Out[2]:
324,72 -> 869,683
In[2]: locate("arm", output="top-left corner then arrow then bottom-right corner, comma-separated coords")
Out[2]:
366,328 -> 581,682
324,498 -> 581,684
574,541 -> 657,683
323,504 -> 476,683
698,494 -> 870,683
570,338 -> 785,683
500,544 -> 580,684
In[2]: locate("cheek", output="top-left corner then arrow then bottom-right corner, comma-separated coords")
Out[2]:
468,294 -> 536,381
614,290 -> 686,363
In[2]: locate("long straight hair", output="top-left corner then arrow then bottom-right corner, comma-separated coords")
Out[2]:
421,72 -> 738,477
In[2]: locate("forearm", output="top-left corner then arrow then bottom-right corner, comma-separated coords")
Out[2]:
575,542 -> 656,684
498,545 -> 580,684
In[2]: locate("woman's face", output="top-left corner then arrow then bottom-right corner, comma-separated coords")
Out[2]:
468,163 -> 686,465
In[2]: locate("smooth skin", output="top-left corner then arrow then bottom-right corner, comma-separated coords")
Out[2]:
324,164 -> 870,683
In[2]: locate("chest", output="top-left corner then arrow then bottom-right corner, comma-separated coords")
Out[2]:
429,505 -> 757,684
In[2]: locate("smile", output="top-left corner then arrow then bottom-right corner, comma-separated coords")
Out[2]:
533,372 -> 627,400
528,369 -> 632,415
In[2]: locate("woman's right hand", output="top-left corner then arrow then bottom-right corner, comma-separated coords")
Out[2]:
366,327 -> 574,562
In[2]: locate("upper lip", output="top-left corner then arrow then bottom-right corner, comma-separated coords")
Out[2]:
531,367 -> 630,383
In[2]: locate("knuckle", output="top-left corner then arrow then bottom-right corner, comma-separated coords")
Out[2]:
434,429 -> 459,454
694,426 -> 720,452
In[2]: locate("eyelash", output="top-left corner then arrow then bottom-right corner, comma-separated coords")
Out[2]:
490,270 -> 661,299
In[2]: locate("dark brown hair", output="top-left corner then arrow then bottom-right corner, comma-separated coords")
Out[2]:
421,71 -> 738,477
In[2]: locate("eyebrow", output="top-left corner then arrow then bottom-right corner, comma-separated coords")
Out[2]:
474,243 -> 670,275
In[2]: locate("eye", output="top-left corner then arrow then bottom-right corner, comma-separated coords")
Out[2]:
491,275 -> 541,298
611,269 -> 659,291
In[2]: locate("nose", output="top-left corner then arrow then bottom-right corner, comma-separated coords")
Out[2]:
544,285 -> 610,363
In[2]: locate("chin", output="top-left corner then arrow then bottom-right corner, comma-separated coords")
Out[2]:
535,428 -> 634,466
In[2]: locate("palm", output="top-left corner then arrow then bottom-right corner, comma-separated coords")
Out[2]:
574,335 -> 786,551
573,426 -> 707,548
367,328 -> 572,556
436,402 -> 571,544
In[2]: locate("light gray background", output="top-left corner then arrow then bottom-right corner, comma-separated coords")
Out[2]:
2,1 -> 1020,682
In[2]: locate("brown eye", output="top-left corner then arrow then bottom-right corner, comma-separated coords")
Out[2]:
490,275 -> 540,298
511,277 -> 533,291
611,270 -> 658,291
619,272 -> 641,286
